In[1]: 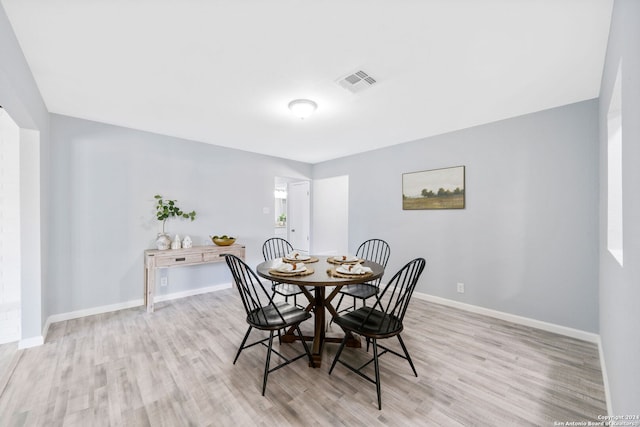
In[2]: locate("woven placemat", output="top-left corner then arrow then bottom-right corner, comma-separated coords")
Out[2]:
328,268 -> 373,279
282,256 -> 319,264
268,267 -> 315,277
326,257 -> 364,265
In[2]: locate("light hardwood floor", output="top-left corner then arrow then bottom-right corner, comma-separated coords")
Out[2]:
0,341 -> 20,399
0,289 -> 606,426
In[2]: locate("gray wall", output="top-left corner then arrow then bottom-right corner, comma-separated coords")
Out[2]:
599,0 -> 640,414
48,114 -> 311,316
314,100 -> 599,333
0,6 -> 49,341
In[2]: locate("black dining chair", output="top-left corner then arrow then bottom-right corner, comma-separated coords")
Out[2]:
329,257 -> 426,410
334,238 -> 391,314
262,237 -> 307,308
224,254 -> 315,396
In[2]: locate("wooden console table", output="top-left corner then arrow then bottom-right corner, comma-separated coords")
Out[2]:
143,244 -> 245,313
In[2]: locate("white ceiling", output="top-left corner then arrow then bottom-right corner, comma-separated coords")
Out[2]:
1,0 -> 613,164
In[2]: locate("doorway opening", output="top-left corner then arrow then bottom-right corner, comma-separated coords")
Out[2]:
0,107 -> 21,345
274,177 -> 310,254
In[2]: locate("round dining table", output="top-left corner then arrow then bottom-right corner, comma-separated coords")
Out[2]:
256,255 -> 384,368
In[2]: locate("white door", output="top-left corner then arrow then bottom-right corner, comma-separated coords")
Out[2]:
288,181 -> 310,253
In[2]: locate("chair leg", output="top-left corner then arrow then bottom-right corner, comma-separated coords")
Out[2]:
372,339 -> 382,410
296,325 -> 315,368
335,293 -> 345,314
262,331 -> 275,396
329,334 -> 349,375
330,293 -> 346,325
234,326 -> 253,364
352,296 -> 357,311
397,334 -> 417,377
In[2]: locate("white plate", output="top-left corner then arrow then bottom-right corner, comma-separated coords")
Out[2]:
336,265 -> 366,275
285,254 -> 310,261
333,255 -> 359,263
276,265 -> 307,273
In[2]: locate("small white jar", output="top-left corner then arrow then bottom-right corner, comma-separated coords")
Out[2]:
171,234 -> 181,250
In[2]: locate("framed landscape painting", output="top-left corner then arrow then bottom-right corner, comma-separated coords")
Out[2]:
402,166 -> 465,210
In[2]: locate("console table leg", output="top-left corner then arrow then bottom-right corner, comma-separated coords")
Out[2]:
146,266 -> 155,313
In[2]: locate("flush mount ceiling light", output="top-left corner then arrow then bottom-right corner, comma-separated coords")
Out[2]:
288,99 -> 317,119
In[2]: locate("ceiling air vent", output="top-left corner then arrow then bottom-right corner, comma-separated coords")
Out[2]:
337,70 -> 377,94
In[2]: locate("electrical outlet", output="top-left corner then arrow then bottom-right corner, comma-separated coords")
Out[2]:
160,277 -> 168,287
457,282 -> 465,293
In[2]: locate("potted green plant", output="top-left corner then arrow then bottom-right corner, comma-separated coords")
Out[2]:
154,194 -> 196,250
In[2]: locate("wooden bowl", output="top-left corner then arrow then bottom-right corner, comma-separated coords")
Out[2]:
211,237 -> 236,246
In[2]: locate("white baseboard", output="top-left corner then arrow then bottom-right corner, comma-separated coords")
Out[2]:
413,292 -> 600,343
154,282 -> 232,303
18,335 -> 44,349
41,282 -> 233,345
49,299 -> 145,324
43,299 -> 145,338
597,337 -> 613,415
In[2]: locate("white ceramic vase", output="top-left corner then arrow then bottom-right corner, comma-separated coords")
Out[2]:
155,233 -> 171,250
